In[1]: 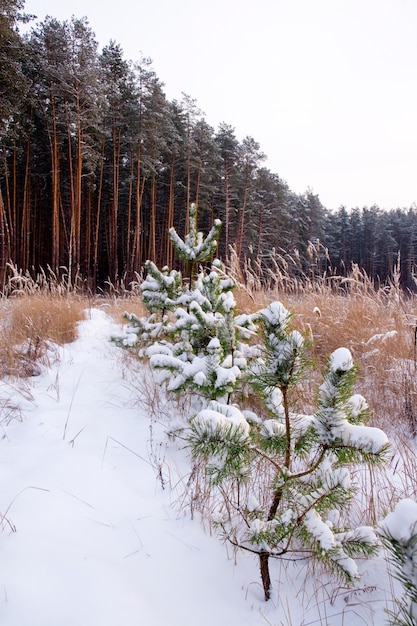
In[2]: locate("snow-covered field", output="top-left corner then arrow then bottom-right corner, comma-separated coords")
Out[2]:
0,309 -> 401,625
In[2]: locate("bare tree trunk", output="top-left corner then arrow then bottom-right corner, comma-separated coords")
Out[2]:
0,187 -> 10,287
130,142 -> 146,274
51,120 -> 60,271
74,123 -> 82,272
126,154 -> 134,278
186,126 -> 191,229
93,140 -> 105,287
148,174 -> 156,263
1,152 -> 13,263
12,143 -> 17,261
224,163 -> 230,260
235,181 -> 248,263
167,158 -> 175,268
67,128 -> 75,283
256,204 -> 264,258
68,85 -> 83,284
194,163 -> 201,206
84,183 -> 93,284
108,127 -> 120,281
47,97 -> 60,271
20,141 -> 31,269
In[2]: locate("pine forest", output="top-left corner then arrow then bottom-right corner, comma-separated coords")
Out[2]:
2,2 -> 417,290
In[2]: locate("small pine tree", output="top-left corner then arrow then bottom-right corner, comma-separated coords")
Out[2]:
117,204 -> 254,401
115,204 -> 232,354
188,302 -> 390,601
149,259 -> 251,403
140,260 -> 183,317
168,202 -> 222,282
116,205 -> 390,603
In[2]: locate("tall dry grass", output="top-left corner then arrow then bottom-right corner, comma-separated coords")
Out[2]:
228,249 -> 417,439
0,264 -> 88,377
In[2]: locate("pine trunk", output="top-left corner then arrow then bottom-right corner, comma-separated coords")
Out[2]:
166,157 -> 175,267
74,123 -> 82,274
131,143 -> 145,274
48,98 -> 60,271
236,182 -> 248,263
109,127 -> 120,281
224,164 -> 230,260
0,187 -> 10,286
126,155 -> 134,278
20,142 -> 31,269
93,140 -> 105,287
259,551 -> 271,601
1,153 -> 13,263
148,174 -> 156,263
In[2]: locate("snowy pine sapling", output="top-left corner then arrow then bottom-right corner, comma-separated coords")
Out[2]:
189,301 -> 390,601
140,260 -> 183,317
117,261 -> 183,349
118,204 -> 254,403
378,499 -> 417,626
149,259 -> 252,402
168,202 -> 222,283
116,204 -> 227,353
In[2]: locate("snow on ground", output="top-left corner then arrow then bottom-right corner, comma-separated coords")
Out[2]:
0,309 -> 400,625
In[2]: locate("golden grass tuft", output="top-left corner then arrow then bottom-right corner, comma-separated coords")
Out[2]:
297,294 -> 415,437
0,294 -> 85,377
8,294 -> 84,344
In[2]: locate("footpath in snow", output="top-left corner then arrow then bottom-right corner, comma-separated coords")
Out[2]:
0,309 -> 272,626
0,309 -> 397,625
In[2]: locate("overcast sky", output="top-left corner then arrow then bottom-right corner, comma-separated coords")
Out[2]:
22,0 -> 417,211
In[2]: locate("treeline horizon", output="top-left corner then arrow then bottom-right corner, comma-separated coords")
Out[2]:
1,1 -> 417,291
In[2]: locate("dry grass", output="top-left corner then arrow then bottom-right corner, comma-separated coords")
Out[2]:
0,264 -> 88,377
288,290 -> 416,438
97,296 -> 147,322
228,251 -> 417,438
0,294 -> 85,377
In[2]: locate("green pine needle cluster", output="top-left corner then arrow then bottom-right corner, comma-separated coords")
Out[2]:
378,500 -> 417,626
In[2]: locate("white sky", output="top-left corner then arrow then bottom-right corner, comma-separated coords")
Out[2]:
22,0 -> 417,211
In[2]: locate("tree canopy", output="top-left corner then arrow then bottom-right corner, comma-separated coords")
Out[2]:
1,9 -> 417,289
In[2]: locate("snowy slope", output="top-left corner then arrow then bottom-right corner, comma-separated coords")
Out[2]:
0,309 -> 398,625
